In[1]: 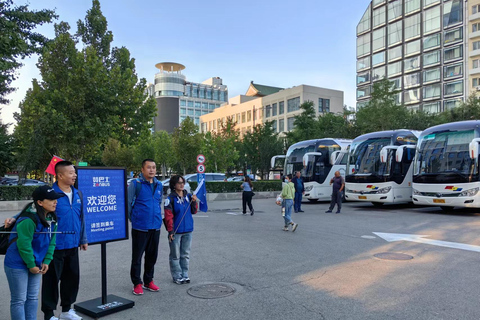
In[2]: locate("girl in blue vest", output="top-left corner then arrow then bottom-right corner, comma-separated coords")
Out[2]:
164,175 -> 198,284
4,185 -> 62,320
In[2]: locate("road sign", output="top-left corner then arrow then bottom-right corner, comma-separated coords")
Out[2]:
197,164 -> 206,174
78,162 -> 88,166
197,154 -> 205,164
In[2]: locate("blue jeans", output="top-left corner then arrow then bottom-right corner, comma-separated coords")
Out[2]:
284,199 -> 294,226
294,192 -> 303,211
4,265 -> 42,320
169,232 -> 192,280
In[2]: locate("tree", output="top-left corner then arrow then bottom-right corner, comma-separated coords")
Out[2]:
0,122 -> 15,176
102,138 -> 135,171
153,131 -> 175,179
0,0 -> 57,104
440,94 -> 480,123
355,79 -> 410,133
286,101 -> 318,144
172,118 -> 203,175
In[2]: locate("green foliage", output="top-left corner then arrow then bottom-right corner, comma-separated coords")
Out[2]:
101,138 -> 135,171
0,122 -> 15,176
286,101 -> 317,143
0,186 -> 38,201
153,131 -> 176,179
188,181 -> 282,193
172,117 -> 204,175
0,0 -> 57,104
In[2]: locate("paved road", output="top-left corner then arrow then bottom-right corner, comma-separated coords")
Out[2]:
1,199 -> 480,320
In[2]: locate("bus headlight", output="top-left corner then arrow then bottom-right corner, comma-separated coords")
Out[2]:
376,186 -> 391,194
345,188 -> 351,193
413,189 -> 421,195
305,185 -> 313,192
460,187 -> 479,197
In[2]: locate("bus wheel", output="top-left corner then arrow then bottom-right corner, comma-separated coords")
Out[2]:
372,202 -> 384,207
308,199 -> 318,203
440,206 -> 454,212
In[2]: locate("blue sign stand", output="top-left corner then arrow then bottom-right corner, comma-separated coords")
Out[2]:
73,167 -> 134,318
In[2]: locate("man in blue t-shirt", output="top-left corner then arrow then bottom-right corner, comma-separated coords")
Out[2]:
291,171 -> 305,213
326,171 -> 345,214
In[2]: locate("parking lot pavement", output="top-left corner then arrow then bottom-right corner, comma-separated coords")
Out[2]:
2,199 -> 480,319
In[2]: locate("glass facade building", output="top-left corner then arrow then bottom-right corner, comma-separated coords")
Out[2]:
356,0 -> 468,112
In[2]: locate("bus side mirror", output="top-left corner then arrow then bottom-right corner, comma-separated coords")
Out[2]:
330,151 -> 341,165
469,139 -> 480,159
395,146 -> 404,163
380,147 -> 389,163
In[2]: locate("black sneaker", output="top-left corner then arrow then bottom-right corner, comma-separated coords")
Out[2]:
325,210 -> 332,213
299,210 -> 304,212
250,209 -> 254,216
336,211 -> 340,214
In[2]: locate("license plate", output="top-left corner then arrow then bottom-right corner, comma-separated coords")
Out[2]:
433,199 -> 445,204
359,196 -> 367,200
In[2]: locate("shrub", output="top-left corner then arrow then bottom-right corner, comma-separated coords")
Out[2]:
0,186 -> 38,201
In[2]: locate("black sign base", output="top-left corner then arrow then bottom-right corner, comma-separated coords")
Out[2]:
74,294 -> 134,318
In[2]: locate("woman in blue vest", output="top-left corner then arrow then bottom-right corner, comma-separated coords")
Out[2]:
4,185 -> 62,320
164,175 -> 198,284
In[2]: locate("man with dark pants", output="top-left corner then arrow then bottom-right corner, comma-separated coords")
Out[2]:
292,171 -> 305,213
43,161 -> 87,320
326,171 -> 345,214
128,159 -> 163,295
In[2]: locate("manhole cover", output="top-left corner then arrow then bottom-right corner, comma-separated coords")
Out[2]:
374,252 -> 413,260
187,283 -> 236,299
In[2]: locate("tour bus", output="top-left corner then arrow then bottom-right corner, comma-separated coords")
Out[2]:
284,138 -> 352,202
345,129 -> 420,206
412,120 -> 480,211
269,155 -> 286,180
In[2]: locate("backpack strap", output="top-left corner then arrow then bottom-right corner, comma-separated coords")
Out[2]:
131,178 -> 142,208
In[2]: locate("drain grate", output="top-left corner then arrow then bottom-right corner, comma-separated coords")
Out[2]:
187,283 -> 236,299
374,252 -> 414,260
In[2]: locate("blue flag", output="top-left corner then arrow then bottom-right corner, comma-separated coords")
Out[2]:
194,179 -> 208,212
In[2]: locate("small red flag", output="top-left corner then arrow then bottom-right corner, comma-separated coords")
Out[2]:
45,156 -> 64,175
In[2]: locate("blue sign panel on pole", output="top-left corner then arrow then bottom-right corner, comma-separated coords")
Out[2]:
76,167 -> 128,245
197,173 -> 205,184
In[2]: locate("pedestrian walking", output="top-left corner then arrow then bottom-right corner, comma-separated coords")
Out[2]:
164,175 -> 198,284
291,171 -> 305,213
128,159 -> 163,296
326,171 -> 345,214
4,186 -> 61,320
281,174 -> 298,232
241,176 -> 254,215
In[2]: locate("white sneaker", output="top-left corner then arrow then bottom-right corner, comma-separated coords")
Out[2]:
49,317 -> 59,320
59,309 -> 82,320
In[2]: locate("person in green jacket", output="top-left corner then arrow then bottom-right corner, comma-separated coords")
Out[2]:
281,174 -> 298,232
4,185 -> 62,320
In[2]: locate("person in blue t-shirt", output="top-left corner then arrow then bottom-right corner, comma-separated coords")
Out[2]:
291,171 -> 305,213
241,176 -> 254,215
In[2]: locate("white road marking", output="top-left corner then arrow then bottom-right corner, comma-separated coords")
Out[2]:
361,235 -> 376,239
373,232 -> 480,253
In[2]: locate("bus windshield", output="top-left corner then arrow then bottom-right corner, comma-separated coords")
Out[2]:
414,130 -> 476,182
285,143 -> 316,176
348,137 -> 391,176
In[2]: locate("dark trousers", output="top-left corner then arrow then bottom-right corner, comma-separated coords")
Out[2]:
329,190 -> 343,211
42,247 -> 80,319
130,229 -> 160,286
294,192 -> 303,211
242,191 -> 253,213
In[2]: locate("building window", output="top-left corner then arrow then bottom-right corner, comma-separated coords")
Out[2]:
357,72 -> 370,85
247,110 -> 251,122
474,60 -> 480,69
444,27 -> 462,45
279,119 -> 285,132
192,86 -> 198,98
206,88 -> 212,99
423,50 -> 440,66
357,33 -> 371,57
405,0 -> 420,15
188,101 -> 194,107
423,33 -> 440,51
272,120 -> 277,132
208,103 -> 215,110
423,67 -> 441,84
443,0 -> 462,28
444,99 -> 462,111
403,88 -> 420,105
187,109 -> 194,116
180,100 -> 186,107
180,108 -> 186,115
195,110 -> 201,116
357,56 -> 371,71
219,91 -> 225,101
474,5 -> 480,15
444,45 -> 463,62
372,66 -> 386,81
194,101 -> 201,108
390,77 -> 401,90
373,6 -> 386,28
242,112 -> 246,123
472,78 -> 480,88
372,52 -> 385,66
424,0 -> 440,8
444,63 -> 463,79
265,105 -> 271,117
404,72 -> 420,89
199,87 -> 205,99
388,46 -> 402,61
423,84 -> 441,100
405,13 -> 421,40
279,101 -> 284,114
473,41 -> 480,51
473,23 -> 480,33
272,103 -> 277,116
404,56 -> 420,73
357,86 -> 371,99
423,6 -> 441,34
202,102 -> 208,109
423,101 -> 441,113
319,98 -> 331,113
287,117 -> 295,131
287,97 -> 300,112
444,80 -> 464,96
388,20 -> 402,46
405,39 -> 420,57
357,5 -> 371,35
388,61 -> 402,77
388,0 -> 402,22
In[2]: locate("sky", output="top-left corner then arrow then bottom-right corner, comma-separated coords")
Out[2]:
2,0 -> 370,128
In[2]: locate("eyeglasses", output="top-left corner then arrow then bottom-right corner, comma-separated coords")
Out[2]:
177,181 -> 185,185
